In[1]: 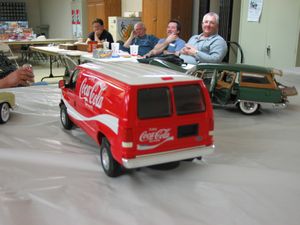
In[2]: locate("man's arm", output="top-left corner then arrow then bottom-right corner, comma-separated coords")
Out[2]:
0,67 -> 34,88
146,34 -> 177,57
195,38 -> 228,63
123,31 -> 136,48
85,32 -> 94,43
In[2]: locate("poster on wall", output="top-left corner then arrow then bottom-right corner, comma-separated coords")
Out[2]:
247,0 -> 263,22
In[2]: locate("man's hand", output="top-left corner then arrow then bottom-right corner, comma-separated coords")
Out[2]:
129,30 -> 137,39
165,33 -> 177,44
180,44 -> 198,56
1,67 -> 35,88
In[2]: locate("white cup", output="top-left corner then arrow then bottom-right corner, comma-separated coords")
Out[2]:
130,45 -> 139,56
103,41 -> 109,50
111,42 -> 120,57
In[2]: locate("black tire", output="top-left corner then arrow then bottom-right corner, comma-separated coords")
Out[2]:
238,101 -> 260,115
60,104 -> 73,130
100,137 -> 123,177
0,102 -> 10,124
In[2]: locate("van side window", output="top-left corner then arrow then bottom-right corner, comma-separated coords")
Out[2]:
138,87 -> 171,119
69,69 -> 80,89
173,84 -> 205,115
241,73 -> 270,84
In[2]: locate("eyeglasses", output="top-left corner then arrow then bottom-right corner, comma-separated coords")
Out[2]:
202,20 -> 216,25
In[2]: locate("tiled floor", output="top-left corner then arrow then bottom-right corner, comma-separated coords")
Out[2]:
29,61 -> 65,84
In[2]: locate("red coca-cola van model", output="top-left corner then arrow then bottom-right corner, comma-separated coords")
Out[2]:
59,62 -> 214,177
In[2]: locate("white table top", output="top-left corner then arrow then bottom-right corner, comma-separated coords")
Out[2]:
30,46 -> 88,58
80,52 -> 138,63
0,38 -> 76,45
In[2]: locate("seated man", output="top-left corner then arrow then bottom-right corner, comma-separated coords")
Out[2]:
145,19 -> 186,57
86,18 -> 114,44
0,55 -> 34,88
121,22 -> 159,56
180,12 -> 227,64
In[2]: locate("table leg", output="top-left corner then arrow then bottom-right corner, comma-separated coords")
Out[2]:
49,55 -> 54,77
41,55 -> 64,81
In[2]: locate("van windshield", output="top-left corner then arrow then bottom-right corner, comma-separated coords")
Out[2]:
138,87 -> 171,119
173,84 -> 205,115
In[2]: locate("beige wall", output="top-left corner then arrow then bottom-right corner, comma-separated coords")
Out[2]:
121,0 -> 142,16
26,0 -> 41,30
39,0 -> 73,38
297,32 -> 300,67
239,0 -> 300,68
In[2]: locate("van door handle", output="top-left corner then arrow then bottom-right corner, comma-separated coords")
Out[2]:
266,45 -> 271,56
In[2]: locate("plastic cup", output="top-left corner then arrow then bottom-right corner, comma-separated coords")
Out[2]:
22,63 -> 33,73
22,64 -> 34,85
103,41 -> 109,50
111,42 -> 120,57
130,45 -> 139,56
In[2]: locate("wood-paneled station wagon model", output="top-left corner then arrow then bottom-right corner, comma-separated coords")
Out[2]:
149,60 -> 298,115
191,63 -> 298,114
59,62 -> 215,177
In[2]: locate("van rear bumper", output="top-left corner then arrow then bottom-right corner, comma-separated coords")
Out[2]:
122,145 -> 215,169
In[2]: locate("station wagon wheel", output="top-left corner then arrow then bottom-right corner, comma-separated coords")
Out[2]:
100,137 -> 123,177
60,104 -> 73,129
0,102 -> 10,124
238,101 -> 260,115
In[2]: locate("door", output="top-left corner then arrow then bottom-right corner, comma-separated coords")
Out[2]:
87,0 -> 120,33
239,0 -> 300,67
142,0 -> 158,35
87,0 -> 105,33
214,71 -> 237,104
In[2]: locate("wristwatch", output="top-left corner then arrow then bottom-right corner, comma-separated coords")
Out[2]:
194,50 -> 199,56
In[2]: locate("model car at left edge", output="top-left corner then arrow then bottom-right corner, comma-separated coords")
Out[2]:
0,92 -> 16,124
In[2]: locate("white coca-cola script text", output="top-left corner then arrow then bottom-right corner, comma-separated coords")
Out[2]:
139,128 -> 172,143
79,78 -> 107,109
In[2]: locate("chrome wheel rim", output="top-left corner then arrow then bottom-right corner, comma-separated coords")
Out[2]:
61,109 -> 67,125
240,101 -> 258,114
101,147 -> 110,170
1,103 -> 10,122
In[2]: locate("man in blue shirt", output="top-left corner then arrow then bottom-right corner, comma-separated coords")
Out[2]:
145,20 -> 186,57
180,12 -> 227,64
121,22 -> 159,56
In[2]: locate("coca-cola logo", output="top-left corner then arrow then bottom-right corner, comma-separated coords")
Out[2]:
79,78 -> 107,109
139,128 -> 172,143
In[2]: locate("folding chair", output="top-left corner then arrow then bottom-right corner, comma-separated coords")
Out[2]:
0,43 -> 19,68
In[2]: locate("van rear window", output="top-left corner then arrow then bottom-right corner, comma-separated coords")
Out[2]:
138,87 -> 171,119
173,84 -> 205,115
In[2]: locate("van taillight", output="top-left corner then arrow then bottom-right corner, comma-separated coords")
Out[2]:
122,128 -> 133,148
209,117 -> 214,136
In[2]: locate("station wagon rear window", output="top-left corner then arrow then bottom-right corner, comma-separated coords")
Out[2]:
173,84 -> 205,115
138,87 -> 171,119
241,73 -> 270,84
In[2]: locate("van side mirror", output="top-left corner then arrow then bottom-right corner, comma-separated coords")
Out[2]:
58,79 -> 65,88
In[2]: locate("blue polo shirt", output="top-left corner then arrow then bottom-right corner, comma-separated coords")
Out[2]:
121,35 -> 159,56
157,37 -> 186,53
180,33 -> 227,64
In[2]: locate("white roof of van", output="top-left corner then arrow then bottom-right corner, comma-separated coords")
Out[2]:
78,62 -> 199,85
